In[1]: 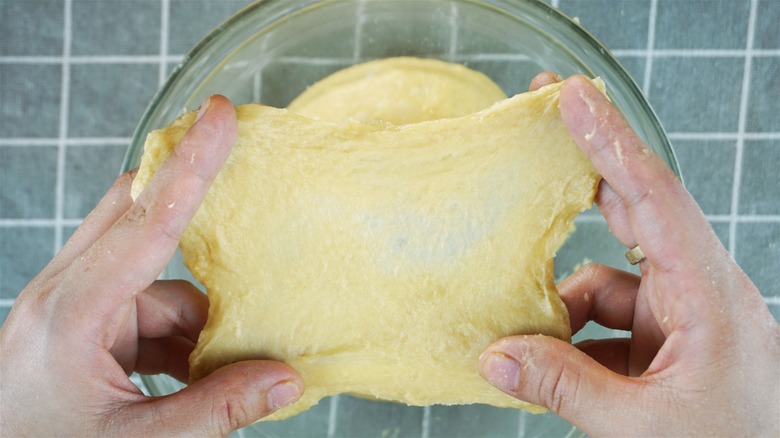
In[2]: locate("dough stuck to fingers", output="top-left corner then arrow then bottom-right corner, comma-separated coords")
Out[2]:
132,68 -> 603,421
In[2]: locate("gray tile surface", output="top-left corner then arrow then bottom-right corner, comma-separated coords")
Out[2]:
755,0 -> 780,49
0,0 -> 64,56
655,0 -> 749,49
649,56 -> 743,132
1,0 -> 779,435
1,227 -> 54,299
64,145 -> 126,218
460,60 -> 545,98
710,221 -> 730,249
0,147 -> 58,219
252,399 -> 331,438
615,55 -> 646,86
261,61 -> 352,108
68,63 -> 158,137
428,404 -> 518,438
168,0 -> 249,55
673,140 -> 736,215
0,64 -> 62,138
332,396 -> 424,437
739,141 -> 780,215
71,0 -> 161,56
359,2 -> 452,59
736,222 -> 780,298
559,0 -> 650,50
747,57 -> 780,132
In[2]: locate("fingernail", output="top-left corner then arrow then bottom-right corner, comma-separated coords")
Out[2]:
267,381 -> 301,412
195,96 -> 212,122
481,353 -> 520,393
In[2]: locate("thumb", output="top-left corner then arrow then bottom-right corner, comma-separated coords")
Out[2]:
479,335 -> 641,435
140,361 -> 303,436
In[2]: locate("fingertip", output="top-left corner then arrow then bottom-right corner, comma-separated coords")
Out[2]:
559,75 -> 604,140
528,71 -> 563,92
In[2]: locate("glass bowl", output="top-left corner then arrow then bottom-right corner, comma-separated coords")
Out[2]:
122,1 -> 679,436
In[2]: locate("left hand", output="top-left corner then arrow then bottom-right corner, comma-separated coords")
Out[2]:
0,95 -> 303,437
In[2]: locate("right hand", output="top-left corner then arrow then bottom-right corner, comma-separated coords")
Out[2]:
479,73 -> 780,436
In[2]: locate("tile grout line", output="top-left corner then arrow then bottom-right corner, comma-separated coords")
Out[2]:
447,2 -> 458,62
516,411 -> 527,438
641,0 -> 658,96
326,395 -> 339,438
54,0 -> 73,253
728,0 -> 758,259
253,35 -> 270,103
352,0 -> 366,62
0,218 -> 84,227
3,49 -> 780,65
159,0 -> 170,85
0,137 -> 132,146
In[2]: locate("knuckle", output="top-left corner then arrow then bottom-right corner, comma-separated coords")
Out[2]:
539,362 -> 580,415
123,199 -> 182,243
212,394 -> 250,437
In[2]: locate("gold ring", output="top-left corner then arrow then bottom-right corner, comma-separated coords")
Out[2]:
625,245 -> 646,265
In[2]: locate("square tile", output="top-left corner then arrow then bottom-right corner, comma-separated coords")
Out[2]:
429,405 -> 518,438
62,225 -> 79,245
0,0 -> 64,56
559,0 -> 650,50
555,221 -> 638,281
261,61 -> 353,108
64,145 -> 126,219
710,221 -> 730,249
736,222 -> 780,298
0,146 -> 58,219
655,0 -> 749,49
460,60 -> 546,98
739,140 -> 780,215
0,306 -> 10,327
754,0 -> 780,49
615,55 -> 646,86
649,57 -> 743,133
0,64 -> 62,138
768,302 -> 779,323
168,0 -> 249,55
1,227 -> 55,299
250,397 -> 330,438
71,0 -> 161,56
673,140 -> 736,215
747,57 -> 780,133
68,63 -> 158,137
359,1 -> 452,59
258,1 -> 358,60
332,395 -> 424,437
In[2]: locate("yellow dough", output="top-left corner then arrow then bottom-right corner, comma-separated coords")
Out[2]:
132,79 -> 602,421
288,57 -> 507,123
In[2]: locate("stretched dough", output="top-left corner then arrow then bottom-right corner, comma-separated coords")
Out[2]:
288,57 -> 507,123
132,79 -> 602,421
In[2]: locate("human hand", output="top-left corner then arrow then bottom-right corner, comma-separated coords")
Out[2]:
479,73 -> 780,436
0,95 -> 303,437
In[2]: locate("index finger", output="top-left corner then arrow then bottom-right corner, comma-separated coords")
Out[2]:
57,95 -> 236,323
559,75 -> 715,273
